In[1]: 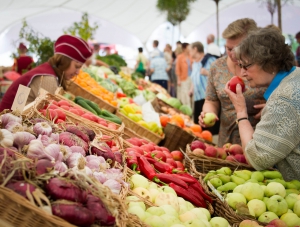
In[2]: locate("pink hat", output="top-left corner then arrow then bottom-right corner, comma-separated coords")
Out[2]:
18,43 -> 27,51
54,35 -> 92,63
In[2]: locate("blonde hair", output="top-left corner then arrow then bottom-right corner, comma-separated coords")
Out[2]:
222,18 -> 258,40
175,46 -> 183,56
48,54 -> 72,89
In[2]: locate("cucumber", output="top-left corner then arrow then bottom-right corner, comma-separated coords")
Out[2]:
100,109 -> 116,118
84,100 -> 102,116
100,115 -> 122,125
76,99 -> 98,115
74,96 -> 86,103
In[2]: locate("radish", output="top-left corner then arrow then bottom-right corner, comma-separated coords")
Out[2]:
86,194 -> 115,226
65,125 -> 89,144
52,203 -> 95,226
59,132 -> 88,153
6,181 -> 36,199
45,178 -> 87,203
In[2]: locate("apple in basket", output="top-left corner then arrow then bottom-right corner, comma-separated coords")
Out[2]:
171,150 -> 184,162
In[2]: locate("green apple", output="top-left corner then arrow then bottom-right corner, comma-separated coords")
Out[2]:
179,204 -> 188,215
266,195 -> 288,216
241,182 -> 264,201
128,201 -> 146,211
132,187 -> 151,201
203,113 -> 217,127
265,182 -> 286,198
130,174 -> 149,189
280,213 -> 300,227
178,197 -> 186,206
233,185 -> 244,193
149,188 -> 160,203
285,193 -> 299,209
201,220 -> 212,227
258,211 -> 279,223
155,192 -> 179,212
263,197 -> 269,206
179,211 -> 197,222
160,214 -> 181,226
198,208 -> 211,221
144,211 -> 151,219
146,207 -> 165,216
184,219 -> 207,227
251,171 -> 265,182
189,208 -> 208,221
260,185 -> 267,195
210,217 -> 229,227
225,192 -> 247,210
159,205 -> 178,217
290,180 -> 300,190
148,182 -> 158,190
293,200 -> 300,217
286,189 -> 300,196
128,206 -> 146,220
126,196 -> 146,211
170,224 -> 186,227
158,186 -> 177,196
287,209 -> 293,213
185,201 -> 195,211
247,199 -> 266,218
144,215 -> 167,227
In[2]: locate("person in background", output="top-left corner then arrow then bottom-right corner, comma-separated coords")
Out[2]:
199,18 -> 266,147
225,27 -> 298,181
189,42 -> 218,125
0,35 -> 92,111
86,43 -> 109,68
152,40 -> 163,57
104,47 -> 111,56
176,41 -> 182,49
164,44 -> 173,92
176,43 -> 193,108
12,43 -> 34,75
295,31 -> 300,66
135,47 -> 148,76
149,51 -> 169,90
170,46 -> 182,98
206,34 -> 221,57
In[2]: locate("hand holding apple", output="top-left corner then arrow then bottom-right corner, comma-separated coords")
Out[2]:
198,111 -> 218,128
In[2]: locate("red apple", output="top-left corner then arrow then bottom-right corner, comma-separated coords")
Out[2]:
166,158 -> 177,168
162,150 -> 173,159
192,148 -> 205,156
234,154 -> 247,164
160,147 -> 170,153
228,144 -> 243,155
228,76 -> 245,93
217,147 -> 227,159
222,143 -> 232,153
175,161 -> 185,170
190,140 -> 206,151
171,150 -> 184,162
226,155 -> 237,162
204,146 -> 218,158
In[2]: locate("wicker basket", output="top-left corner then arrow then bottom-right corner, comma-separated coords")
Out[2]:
116,111 -> 164,145
122,127 -> 151,142
0,186 -> 76,227
151,97 -> 185,115
55,86 -> 75,101
185,144 -> 254,177
66,80 -> 117,113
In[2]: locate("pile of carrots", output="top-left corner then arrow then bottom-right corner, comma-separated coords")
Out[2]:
73,71 -> 118,107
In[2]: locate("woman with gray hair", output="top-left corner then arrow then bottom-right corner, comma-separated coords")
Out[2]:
225,27 -> 299,181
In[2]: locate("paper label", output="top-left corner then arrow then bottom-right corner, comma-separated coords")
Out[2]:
11,85 -> 31,112
207,181 -> 225,202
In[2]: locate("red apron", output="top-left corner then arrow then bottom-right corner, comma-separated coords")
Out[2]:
0,62 -> 57,112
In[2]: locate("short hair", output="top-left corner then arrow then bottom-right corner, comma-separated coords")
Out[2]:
296,31 -> 300,39
176,41 -> 182,44
138,47 -> 143,53
222,18 -> 258,40
182,43 -> 189,50
207,34 -> 215,42
235,27 -> 295,73
93,43 -> 100,49
191,42 -> 204,53
153,40 -> 159,47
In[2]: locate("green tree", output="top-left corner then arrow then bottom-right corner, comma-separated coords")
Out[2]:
157,0 -> 196,34
13,20 -> 54,66
64,12 -> 98,41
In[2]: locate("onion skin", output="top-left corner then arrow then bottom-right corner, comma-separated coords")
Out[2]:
77,126 -> 95,141
52,203 -> 95,226
86,194 -> 115,226
91,147 -> 115,166
66,125 -> 89,144
36,159 -> 54,175
45,178 -> 87,203
114,152 -> 122,164
59,132 -> 88,153
6,181 -> 36,199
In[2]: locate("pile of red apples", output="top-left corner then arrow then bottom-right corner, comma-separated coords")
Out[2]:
190,140 -> 247,164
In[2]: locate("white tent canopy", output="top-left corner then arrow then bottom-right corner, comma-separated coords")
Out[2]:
0,0 -> 299,65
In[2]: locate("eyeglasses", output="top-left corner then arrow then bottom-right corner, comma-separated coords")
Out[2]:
238,62 -> 253,70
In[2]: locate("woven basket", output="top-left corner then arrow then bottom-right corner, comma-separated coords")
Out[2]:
0,186 -> 76,227
151,97 -> 185,115
116,111 -> 164,145
185,144 -> 254,177
29,94 -> 125,137
66,80 -> 117,113
55,86 -> 75,101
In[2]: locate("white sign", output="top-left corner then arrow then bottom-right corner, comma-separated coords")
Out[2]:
11,84 -> 31,112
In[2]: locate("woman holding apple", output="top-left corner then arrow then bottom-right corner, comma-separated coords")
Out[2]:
225,27 -> 299,181
198,18 -> 266,147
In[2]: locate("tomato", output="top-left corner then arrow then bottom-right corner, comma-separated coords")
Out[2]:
57,100 -> 70,107
54,109 -> 66,122
60,105 -> 70,111
48,109 -> 58,121
48,104 -> 59,110
39,109 -> 47,117
52,100 -> 59,106
73,107 -> 85,115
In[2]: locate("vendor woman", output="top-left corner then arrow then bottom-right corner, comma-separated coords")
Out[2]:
0,35 -> 92,112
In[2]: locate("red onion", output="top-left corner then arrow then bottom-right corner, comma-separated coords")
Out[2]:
91,147 -> 115,166
70,146 -> 86,156
6,181 -> 36,199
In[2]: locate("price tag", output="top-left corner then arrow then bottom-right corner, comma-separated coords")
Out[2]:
11,85 -> 31,112
207,181 -> 225,202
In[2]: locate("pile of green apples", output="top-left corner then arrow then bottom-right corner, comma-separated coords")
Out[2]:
205,167 -> 300,226
127,174 -> 230,227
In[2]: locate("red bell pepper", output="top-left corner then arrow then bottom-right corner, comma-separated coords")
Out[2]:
137,156 -> 159,182
169,183 -> 207,208
116,92 -> 127,98
156,173 -> 188,189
